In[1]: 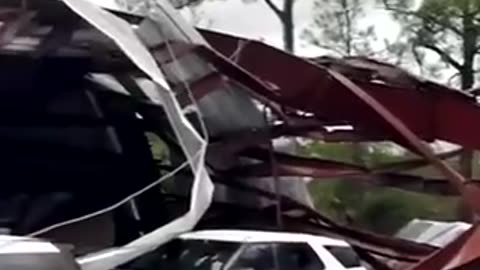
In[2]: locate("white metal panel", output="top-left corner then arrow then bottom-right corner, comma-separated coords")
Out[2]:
180,230 -> 350,246
307,240 -> 348,270
60,1 -> 214,270
396,219 -> 471,248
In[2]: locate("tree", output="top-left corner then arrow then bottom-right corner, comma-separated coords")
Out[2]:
382,0 -> 480,90
261,0 -> 296,52
382,0 -> 480,220
116,0 -> 203,10
302,0 -> 377,57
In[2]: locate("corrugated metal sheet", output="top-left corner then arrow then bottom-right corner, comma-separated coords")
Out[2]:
396,219 -> 471,248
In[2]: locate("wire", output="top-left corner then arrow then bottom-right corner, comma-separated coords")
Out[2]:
262,104 -> 283,230
161,27 -> 209,142
147,0 -> 212,142
228,39 -> 250,63
27,158 -> 193,237
28,2 -> 211,239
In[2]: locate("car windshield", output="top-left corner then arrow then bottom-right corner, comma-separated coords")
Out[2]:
116,239 -> 242,270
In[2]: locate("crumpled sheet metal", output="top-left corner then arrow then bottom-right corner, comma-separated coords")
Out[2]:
197,29 -> 480,269
196,30 -> 473,193
200,29 -> 480,150
60,1 -> 214,270
310,56 -> 432,90
199,28 -> 480,197
327,70 -> 468,196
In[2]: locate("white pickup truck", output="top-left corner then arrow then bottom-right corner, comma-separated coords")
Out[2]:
116,230 -> 367,270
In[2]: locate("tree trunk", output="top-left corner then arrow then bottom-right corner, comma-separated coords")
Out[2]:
458,9 -> 477,222
281,0 -> 295,53
341,0 -> 352,55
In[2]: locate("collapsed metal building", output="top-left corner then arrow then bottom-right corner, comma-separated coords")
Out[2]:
1,0 -> 480,269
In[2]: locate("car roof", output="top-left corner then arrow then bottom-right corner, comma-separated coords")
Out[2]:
179,230 -> 349,247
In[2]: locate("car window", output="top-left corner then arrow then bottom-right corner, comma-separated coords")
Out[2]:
325,245 -> 362,268
274,243 -> 325,270
231,243 -> 325,270
231,243 -> 274,270
116,239 -> 241,270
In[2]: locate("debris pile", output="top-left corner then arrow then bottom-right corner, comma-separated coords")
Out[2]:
0,0 -> 480,269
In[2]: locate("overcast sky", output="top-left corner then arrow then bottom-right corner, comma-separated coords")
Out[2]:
191,0 -> 401,56
92,0 -> 402,57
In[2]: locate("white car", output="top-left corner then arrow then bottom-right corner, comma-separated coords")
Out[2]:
117,230 -> 367,270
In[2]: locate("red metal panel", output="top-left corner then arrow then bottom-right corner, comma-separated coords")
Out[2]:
357,82 -> 434,141
201,29 -> 321,97
201,29 -> 480,151
200,30 -> 480,267
435,92 -> 480,149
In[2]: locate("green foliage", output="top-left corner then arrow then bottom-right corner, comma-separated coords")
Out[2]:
302,141 -> 405,166
358,188 -> 457,234
145,132 -> 170,163
145,132 -> 179,193
382,0 -> 480,88
305,142 -> 457,235
302,142 -> 359,164
310,178 -> 457,235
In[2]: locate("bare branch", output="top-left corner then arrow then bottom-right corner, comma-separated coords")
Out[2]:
411,46 -> 426,75
420,43 -> 463,71
447,71 -> 461,86
308,42 -> 347,56
264,0 -> 282,18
